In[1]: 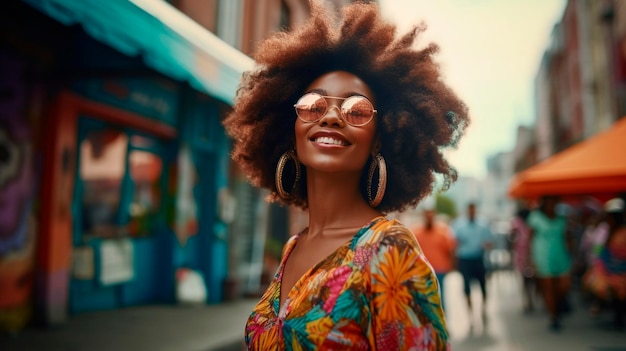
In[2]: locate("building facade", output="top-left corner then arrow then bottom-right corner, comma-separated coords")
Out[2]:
512,0 -> 626,188
0,0 -> 255,330
1,0 -> 374,332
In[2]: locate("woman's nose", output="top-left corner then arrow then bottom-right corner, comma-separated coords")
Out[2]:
318,105 -> 345,127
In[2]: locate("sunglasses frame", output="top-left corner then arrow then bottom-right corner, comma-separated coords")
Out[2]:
294,92 -> 377,127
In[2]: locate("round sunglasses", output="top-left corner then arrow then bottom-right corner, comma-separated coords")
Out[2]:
294,92 -> 377,126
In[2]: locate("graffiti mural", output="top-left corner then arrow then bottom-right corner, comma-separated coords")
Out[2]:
0,53 -> 39,332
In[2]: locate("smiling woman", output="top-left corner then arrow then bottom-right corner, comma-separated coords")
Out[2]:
222,1 -> 468,350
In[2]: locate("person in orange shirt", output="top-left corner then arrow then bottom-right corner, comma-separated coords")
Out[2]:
412,207 -> 457,311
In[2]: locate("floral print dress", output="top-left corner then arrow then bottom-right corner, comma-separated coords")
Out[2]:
245,216 -> 449,350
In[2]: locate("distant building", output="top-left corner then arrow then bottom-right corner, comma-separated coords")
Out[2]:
510,0 -> 626,200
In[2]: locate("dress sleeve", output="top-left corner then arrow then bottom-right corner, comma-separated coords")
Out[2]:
367,225 -> 450,350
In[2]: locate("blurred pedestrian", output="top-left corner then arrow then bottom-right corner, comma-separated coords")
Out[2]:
578,209 -> 609,314
578,210 -> 606,281
222,2 -> 469,349
412,207 -> 457,311
452,202 -> 494,326
583,197 -> 626,329
571,198 -> 603,283
527,195 -> 573,332
511,206 -> 536,313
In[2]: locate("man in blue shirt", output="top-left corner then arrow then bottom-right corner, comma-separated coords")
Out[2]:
452,202 -> 494,327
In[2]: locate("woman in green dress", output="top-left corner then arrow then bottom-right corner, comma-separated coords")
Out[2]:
528,195 -> 573,331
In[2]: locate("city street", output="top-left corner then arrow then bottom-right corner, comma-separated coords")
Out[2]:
1,270 -> 625,351
2,1 -> 625,350
446,270 -> 626,351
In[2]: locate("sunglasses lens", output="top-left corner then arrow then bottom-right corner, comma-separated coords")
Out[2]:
295,93 -> 326,122
342,96 -> 374,125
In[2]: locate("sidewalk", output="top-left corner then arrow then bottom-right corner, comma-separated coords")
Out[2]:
446,270 -> 626,351
0,298 -> 258,351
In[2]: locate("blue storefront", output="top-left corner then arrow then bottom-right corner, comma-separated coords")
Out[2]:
0,0 -> 253,327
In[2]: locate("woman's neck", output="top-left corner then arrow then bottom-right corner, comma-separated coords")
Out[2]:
304,171 -> 382,238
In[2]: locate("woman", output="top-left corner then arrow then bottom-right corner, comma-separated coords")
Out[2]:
527,195 -> 573,331
511,207 -> 536,313
584,197 -> 626,328
223,2 -> 468,350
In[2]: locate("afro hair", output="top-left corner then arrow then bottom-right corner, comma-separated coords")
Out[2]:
223,1 -> 469,213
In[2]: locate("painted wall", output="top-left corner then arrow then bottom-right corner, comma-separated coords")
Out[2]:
0,53 -> 41,331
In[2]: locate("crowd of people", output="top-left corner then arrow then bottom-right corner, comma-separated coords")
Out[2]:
509,195 -> 626,331
409,194 -> 626,333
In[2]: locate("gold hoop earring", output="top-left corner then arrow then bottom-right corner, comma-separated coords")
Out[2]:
275,150 -> 301,199
367,154 -> 387,207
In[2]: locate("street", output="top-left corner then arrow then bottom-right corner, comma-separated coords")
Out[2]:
446,270 -> 626,351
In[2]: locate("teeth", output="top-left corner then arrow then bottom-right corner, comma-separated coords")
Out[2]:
314,136 -> 347,146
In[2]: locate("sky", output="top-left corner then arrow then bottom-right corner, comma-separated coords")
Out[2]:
378,0 -> 567,178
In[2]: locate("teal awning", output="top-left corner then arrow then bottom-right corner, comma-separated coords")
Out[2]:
23,0 -> 254,105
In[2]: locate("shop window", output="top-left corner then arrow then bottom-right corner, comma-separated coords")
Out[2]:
77,120 -> 167,241
128,150 -> 163,237
80,130 -> 127,238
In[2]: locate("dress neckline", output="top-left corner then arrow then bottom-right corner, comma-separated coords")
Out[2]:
275,215 -> 388,319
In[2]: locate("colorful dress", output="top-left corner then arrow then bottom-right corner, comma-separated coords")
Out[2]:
511,216 -> 532,276
245,216 -> 449,350
527,210 -> 571,277
584,227 -> 626,300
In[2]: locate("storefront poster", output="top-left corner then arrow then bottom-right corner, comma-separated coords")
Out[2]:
99,238 -> 134,286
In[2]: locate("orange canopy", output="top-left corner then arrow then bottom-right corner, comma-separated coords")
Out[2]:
509,117 -> 626,199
